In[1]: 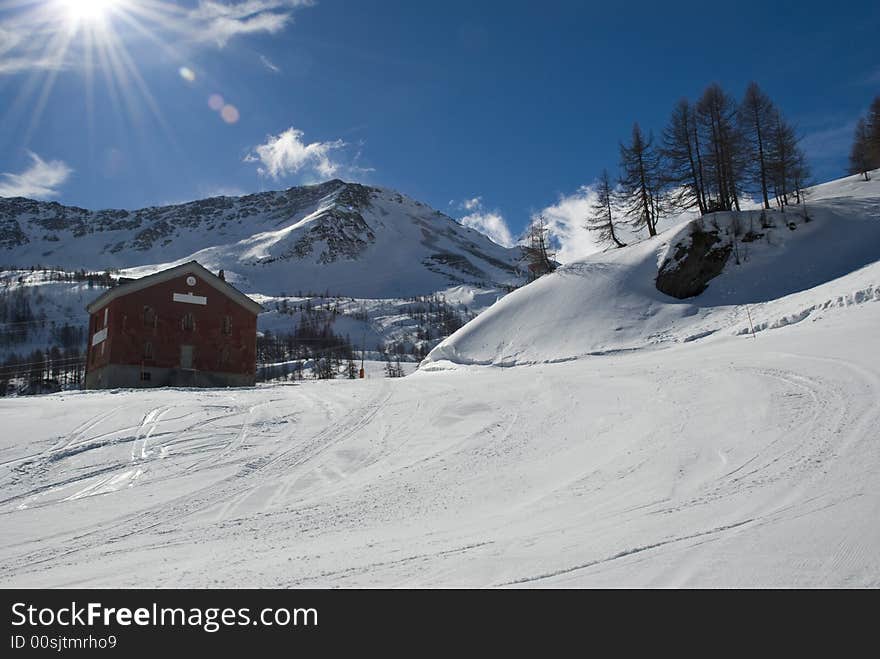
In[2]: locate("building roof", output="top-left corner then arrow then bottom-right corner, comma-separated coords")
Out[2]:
85,261 -> 264,316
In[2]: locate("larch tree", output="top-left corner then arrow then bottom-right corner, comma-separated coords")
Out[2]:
661,98 -> 706,214
585,169 -> 626,248
783,142 -> 814,223
791,147 -> 812,206
767,109 -> 802,207
739,82 -> 775,209
848,117 -> 872,181
619,123 -> 661,237
696,83 -> 745,212
523,215 -> 557,280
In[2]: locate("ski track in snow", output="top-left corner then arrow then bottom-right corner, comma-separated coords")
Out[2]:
0,301 -> 878,587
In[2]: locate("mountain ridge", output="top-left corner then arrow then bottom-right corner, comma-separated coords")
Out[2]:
0,179 -> 527,298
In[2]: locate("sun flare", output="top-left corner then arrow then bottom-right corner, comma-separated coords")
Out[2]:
57,0 -> 119,24
7,0 -> 193,146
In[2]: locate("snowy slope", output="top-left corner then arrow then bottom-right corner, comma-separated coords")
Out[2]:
1,302 -> 878,587
423,171 -> 880,367
2,171 -> 880,587
0,180 -> 526,298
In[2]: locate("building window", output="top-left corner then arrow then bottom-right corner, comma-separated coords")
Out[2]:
144,306 -> 156,328
140,371 -> 152,382
182,313 -> 195,331
144,342 -> 153,360
222,315 -> 232,335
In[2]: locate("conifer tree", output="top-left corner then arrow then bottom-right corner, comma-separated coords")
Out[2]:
523,215 -> 557,280
767,109 -> 805,207
619,123 -> 661,236
585,169 -> 626,248
661,99 -> 706,214
739,82 -> 775,209
849,117 -> 873,181
696,84 -> 745,211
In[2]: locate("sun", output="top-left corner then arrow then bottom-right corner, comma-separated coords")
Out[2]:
57,0 -> 120,24
8,0 -> 184,143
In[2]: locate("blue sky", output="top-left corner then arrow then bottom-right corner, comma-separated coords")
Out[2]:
1,0 -> 878,248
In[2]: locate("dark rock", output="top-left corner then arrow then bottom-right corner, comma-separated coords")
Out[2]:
656,226 -> 732,299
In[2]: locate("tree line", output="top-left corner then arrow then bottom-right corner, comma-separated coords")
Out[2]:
0,347 -> 86,396
849,96 -> 880,181
0,266 -> 116,288
270,292 -> 474,361
398,293 -> 474,352
256,313 -> 357,382
585,81 -> 812,248
0,267 -> 113,394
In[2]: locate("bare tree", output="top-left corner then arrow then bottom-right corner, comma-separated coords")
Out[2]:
767,109 -> 804,207
849,117 -> 873,181
523,215 -> 557,280
619,123 -> 661,236
661,99 -> 706,214
791,148 -> 812,207
739,82 -> 775,209
696,83 -> 745,211
585,169 -> 626,248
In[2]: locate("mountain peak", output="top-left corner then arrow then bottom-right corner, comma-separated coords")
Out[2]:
0,181 -> 526,298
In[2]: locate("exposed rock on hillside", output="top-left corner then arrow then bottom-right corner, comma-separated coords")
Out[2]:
656,225 -> 732,299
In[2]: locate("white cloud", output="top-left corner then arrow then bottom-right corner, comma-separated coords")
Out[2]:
189,1 -> 314,46
0,24 -> 21,55
0,23 -> 67,75
259,54 -> 281,73
462,197 -> 481,211
245,127 -> 346,179
534,184 -> 700,264
0,152 -> 72,199
455,197 -> 515,248
533,185 -> 605,264
0,54 -> 67,76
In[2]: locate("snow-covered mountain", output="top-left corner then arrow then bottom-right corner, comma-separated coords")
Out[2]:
0,180 -> 526,297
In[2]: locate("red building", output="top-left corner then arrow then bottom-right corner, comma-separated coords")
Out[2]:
84,261 -> 263,389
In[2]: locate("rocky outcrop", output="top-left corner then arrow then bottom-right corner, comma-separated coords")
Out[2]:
656,226 -> 732,299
